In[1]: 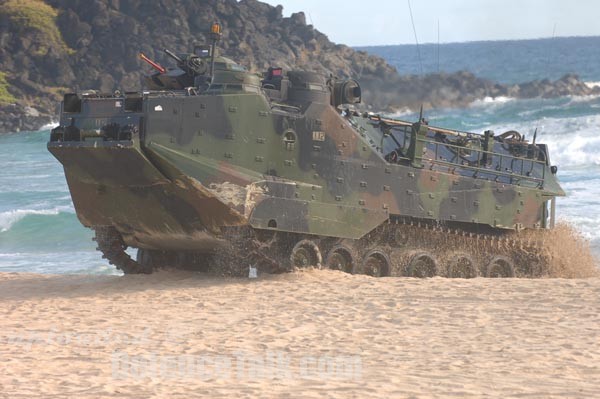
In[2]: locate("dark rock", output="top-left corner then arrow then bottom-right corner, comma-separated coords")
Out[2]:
0,103 -> 54,133
289,12 -> 306,26
0,0 -> 597,133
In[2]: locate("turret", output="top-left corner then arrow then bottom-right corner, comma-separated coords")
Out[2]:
139,22 -> 222,91
140,49 -> 210,91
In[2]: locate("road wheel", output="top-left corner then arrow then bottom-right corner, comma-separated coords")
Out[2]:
290,239 -> 322,269
486,256 -> 515,278
406,252 -> 438,278
446,253 -> 478,278
356,250 -> 390,277
325,245 -> 354,273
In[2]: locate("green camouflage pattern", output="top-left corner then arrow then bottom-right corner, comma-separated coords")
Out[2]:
48,51 -> 564,254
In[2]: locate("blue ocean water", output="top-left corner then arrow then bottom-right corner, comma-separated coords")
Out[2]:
357,36 -> 600,84
0,130 -> 118,274
2,37 -> 600,274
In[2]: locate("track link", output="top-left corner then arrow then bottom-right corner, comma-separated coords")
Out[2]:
341,219 -> 551,278
93,221 -> 566,278
93,226 -> 152,274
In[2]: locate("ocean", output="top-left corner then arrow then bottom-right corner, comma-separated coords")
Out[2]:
2,37 -> 600,274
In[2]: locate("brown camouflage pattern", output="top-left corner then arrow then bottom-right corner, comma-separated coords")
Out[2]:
48,56 -> 564,254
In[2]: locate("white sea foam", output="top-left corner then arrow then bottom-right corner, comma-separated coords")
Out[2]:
0,251 -> 118,275
517,104 -> 563,118
585,81 -> 600,89
39,121 -> 59,131
565,94 -> 600,104
546,134 -> 600,166
0,207 -> 71,232
555,172 -> 600,256
470,96 -> 514,107
387,107 -> 413,118
484,113 -> 600,167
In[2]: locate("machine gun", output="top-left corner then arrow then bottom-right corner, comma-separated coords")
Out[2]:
139,22 -> 222,91
139,53 -> 166,74
140,49 -> 209,90
163,49 -> 208,78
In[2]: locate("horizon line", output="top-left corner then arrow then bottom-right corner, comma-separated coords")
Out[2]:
349,34 -> 600,48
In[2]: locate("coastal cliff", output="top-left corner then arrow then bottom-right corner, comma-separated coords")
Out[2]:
0,0 -> 598,132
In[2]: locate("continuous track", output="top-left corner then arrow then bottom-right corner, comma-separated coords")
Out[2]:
93,226 -> 152,274
94,222 -> 551,278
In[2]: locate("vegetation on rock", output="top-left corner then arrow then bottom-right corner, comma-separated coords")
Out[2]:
0,72 -> 16,105
2,0 -> 73,56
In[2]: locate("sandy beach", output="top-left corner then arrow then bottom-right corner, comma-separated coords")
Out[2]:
1,270 -> 600,398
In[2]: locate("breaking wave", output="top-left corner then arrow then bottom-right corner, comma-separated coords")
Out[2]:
585,81 -> 600,89
470,96 -> 514,107
0,207 -> 72,233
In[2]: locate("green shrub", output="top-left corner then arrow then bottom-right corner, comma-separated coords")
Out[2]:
2,0 -> 74,55
0,72 -> 16,105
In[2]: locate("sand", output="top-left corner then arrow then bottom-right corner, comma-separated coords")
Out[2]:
1,270 -> 600,398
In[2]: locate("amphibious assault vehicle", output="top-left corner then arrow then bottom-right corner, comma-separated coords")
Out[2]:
48,24 -> 564,277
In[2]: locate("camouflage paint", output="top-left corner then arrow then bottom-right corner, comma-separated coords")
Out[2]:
48,56 -> 564,252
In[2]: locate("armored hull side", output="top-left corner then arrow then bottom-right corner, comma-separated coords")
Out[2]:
140,89 -> 563,233
48,26 -> 566,276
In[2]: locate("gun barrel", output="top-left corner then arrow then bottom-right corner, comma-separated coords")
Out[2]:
139,52 -> 166,74
164,49 -> 184,64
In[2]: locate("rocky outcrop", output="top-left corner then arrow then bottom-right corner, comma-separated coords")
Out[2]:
369,72 -> 600,112
0,104 -> 54,133
0,0 -> 598,133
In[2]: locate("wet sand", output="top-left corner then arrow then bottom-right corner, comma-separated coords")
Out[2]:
1,270 -> 600,398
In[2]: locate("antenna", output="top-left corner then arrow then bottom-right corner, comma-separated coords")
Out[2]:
407,1 -> 431,121
437,19 -> 440,74
533,22 -> 557,142
407,0 -> 423,75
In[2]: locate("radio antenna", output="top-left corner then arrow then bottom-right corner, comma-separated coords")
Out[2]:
533,22 -> 557,141
407,0 -> 423,75
437,19 -> 440,73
